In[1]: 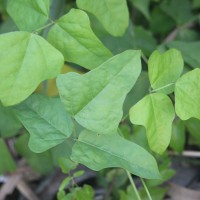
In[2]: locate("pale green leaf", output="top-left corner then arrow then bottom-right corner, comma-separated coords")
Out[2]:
71,130 -> 160,179
175,68 -> 200,120
0,31 -> 64,106
148,49 -> 184,94
167,41 -> 200,68
76,0 -> 129,36
14,94 -> 73,153
47,9 -> 112,70
7,0 -> 50,31
0,138 -> 16,174
129,93 -> 175,154
57,50 -> 141,134
129,0 -> 150,20
0,103 -> 21,138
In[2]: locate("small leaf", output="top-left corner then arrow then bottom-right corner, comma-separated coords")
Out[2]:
0,138 -> 16,174
77,0 -> 129,36
47,9 -> 112,70
167,41 -> 200,68
129,0 -> 150,20
148,49 -> 184,94
0,31 -> 64,106
129,93 -> 175,154
7,0 -> 50,31
71,130 -> 160,179
14,94 -> 73,153
57,50 -> 141,134
175,68 -> 200,120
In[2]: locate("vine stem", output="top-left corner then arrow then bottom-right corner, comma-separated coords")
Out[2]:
140,178 -> 152,200
150,82 -> 175,93
33,21 -> 55,33
126,170 -> 142,200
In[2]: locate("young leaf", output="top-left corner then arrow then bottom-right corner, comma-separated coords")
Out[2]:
57,50 -> 141,134
47,9 -> 112,70
148,49 -> 184,94
71,130 -> 160,179
7,0 -> 50,31
129,93 -> 175,154
0,139 -> 16,174
175,69 -> 200,120
167,41 -> 200,68
76,0 -> 129,36
14,94 -> 73,153
0,31 -> 64,106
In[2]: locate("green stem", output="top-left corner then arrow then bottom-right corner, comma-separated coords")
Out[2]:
33,21 -> 55,33
150,82 -> 174,93
126,170 -> 142,200
140,178 -> 152,200
142,53 -> 148,64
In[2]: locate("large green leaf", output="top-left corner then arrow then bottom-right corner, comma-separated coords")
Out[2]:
129,0 -> 150,20
0,31 -> 64,106
0,139 -> 16,174
76,0 -> 129,36
129,93 -> 175,154
71,130 -> 160,179
14,94 -> 73,153
175,69 -> 200,120
47,9 -> 112,70
148,49 -> 184,94
57,50 -> 141,134
167,41 -> 200,68
7,0 -> 50,31
0,103 -> 21,138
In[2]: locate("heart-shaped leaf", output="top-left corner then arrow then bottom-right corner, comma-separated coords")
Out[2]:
14,94 -> 73,153
175,68 -> 200,120
129,93 -> 175,154
0,31 -> 64,106
57,50 -> 141,134
71,130 -> 160,179
47,9 -> 112,70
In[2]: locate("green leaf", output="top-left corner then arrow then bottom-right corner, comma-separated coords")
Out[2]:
75,185 -> 94,200
0,138 -> 16,174
15,133 -> 54,174
148,49 -> 184,94
129,0 -> 150,20
170,120 -> 185,153
76,0 -> 129,36
7,0 -> 50,31
160,0 -> 193,25
14,94 -> 73,153
175,69 -> 200,120
57,50 -> 141,134
0,31 -> 64,106
47,9 -> 112,70
129,93 -> 175,154
71,130 -> 160,179
0,103 -> 21,138
167,41 -> 200,68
